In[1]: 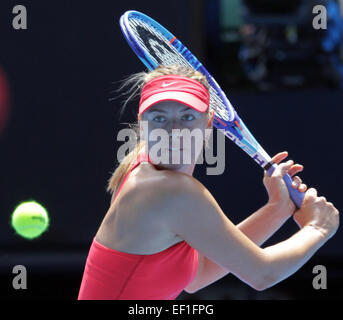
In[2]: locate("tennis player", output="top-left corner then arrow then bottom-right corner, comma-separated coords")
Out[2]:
78,65 -> 339,300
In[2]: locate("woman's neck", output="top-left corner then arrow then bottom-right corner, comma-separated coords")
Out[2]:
152,162 -> 196,177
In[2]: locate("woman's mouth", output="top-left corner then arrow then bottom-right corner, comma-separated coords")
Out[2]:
168,147 -> 183,151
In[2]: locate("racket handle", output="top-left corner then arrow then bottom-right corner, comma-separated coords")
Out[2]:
266,164 -> 305,209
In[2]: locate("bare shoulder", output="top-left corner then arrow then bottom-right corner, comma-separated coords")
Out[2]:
120,168 -> 211,220
147,170 -> 205,195
137,169 -> 209,205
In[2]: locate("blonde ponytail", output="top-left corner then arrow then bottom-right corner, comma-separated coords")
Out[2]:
106,140 -> 145,196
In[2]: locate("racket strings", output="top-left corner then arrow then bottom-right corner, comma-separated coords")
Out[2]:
130,18 -> 191,68
127,17 -> 231,122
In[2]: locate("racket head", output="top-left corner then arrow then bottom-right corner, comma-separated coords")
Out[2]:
119,10 -> 272,166
120,11 -> 236,123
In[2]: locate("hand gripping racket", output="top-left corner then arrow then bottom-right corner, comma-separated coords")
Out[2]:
119,10 -> 304,208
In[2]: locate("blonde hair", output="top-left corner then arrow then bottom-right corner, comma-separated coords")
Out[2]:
107,65 -> 210,196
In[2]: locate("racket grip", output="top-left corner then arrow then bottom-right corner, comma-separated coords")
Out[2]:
266,164 -> 305,209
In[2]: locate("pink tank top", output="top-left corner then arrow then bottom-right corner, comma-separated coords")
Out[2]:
77,154 -> 199,300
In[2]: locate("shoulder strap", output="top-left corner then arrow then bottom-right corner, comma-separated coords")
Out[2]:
112,153 -> 150,201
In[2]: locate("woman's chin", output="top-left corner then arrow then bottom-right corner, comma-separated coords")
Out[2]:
149,149 -> 195,168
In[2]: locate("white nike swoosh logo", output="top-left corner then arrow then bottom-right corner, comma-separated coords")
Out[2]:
161,82 -> 178,87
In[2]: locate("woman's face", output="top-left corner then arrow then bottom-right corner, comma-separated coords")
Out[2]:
140,100 -> 214,171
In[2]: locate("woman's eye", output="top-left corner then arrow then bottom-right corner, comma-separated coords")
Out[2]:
182,114 -> 195,121
153,115 -> 166,123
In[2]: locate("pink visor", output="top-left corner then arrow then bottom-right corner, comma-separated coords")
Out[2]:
139,75 -> 209,115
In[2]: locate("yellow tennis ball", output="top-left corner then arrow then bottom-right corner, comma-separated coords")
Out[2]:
11,201 -> 49,240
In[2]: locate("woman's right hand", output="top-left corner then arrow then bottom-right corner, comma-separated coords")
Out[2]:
293,188 -> 340,239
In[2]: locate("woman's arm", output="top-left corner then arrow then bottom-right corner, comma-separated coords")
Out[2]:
162,166 -> 339,292
185,152 -> 306,293
184,201 -> 294,293
236,201 -> 293,246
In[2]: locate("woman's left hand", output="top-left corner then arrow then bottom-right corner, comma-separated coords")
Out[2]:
263,151 -> 307,213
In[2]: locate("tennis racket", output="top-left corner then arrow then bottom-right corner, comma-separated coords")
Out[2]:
119,10 -> 304,208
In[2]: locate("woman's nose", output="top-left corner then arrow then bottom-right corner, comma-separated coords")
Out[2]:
167,118 -> 183,132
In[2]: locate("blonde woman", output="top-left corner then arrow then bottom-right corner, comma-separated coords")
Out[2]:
78,65 -> 339,300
